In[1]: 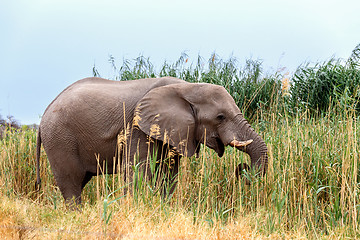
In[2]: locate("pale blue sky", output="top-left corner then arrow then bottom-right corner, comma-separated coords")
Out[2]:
1,0 -> 359,124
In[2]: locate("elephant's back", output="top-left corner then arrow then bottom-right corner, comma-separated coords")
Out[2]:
39,76 -> 187,138
43,76 -> 186,112
47,76 -> 185,104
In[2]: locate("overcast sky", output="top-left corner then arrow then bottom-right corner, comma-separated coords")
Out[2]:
1,0 -> 359,124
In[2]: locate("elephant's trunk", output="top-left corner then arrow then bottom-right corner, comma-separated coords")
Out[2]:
231,116 -> 268,176
244,135 -> 268,176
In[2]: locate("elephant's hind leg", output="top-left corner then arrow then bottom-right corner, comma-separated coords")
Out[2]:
56,171 -> 86,207
47,152 -> 87,207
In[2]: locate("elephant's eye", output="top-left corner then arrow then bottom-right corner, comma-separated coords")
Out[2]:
216,114 -> 226,121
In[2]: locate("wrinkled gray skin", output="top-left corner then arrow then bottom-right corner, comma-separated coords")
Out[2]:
36,77 -> 268,205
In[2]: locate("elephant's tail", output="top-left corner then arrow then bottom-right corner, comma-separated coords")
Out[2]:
35,127 -> 42,190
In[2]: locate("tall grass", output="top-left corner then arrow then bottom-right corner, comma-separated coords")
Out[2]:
0,102 -> 359,238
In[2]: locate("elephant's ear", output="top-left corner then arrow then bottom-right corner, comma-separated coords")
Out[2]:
135,83 -> 197,157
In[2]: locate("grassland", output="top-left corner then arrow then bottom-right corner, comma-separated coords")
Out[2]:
1,46 -> 360,239
1,104 -> 359,239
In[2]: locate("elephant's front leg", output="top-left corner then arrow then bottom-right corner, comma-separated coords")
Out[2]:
122,128 -> 181,197
160,153 -> 180,197
121,129 -> 153,195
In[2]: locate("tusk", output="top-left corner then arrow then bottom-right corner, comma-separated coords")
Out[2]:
230,139 -> 253,147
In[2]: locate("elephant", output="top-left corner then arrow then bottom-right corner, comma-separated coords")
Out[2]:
35,76 -> 268,205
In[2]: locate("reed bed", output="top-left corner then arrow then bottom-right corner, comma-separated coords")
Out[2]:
0,104 -> 359,239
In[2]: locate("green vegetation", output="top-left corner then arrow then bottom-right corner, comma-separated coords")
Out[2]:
0,44 -> 359,239
291,44 -> 360,114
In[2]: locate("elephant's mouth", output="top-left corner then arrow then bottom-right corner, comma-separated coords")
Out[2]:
212,138 -> 254,158
215,137 -> 225,157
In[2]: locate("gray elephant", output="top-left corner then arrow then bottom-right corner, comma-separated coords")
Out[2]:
36,77 -> 268,205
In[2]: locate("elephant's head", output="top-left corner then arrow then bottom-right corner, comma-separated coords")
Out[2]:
136,82 -> 268,175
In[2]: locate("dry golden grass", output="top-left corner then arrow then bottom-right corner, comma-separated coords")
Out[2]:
0,192 -> 314,239
0,107 -> 359,239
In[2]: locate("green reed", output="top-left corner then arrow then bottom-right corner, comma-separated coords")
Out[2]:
1,102 -> 359,237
